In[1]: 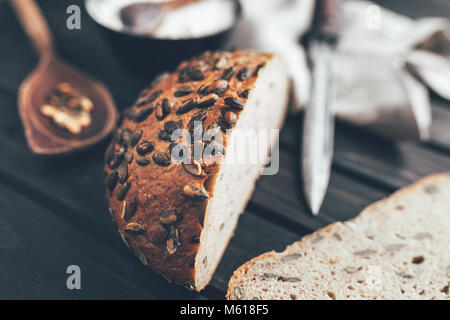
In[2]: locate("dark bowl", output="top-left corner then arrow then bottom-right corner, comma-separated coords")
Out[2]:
86,0 -> 241,79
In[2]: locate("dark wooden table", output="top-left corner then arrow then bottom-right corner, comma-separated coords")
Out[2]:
0,0 -> 448,299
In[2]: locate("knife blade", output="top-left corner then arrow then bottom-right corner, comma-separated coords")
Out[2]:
301,0 -> 341,216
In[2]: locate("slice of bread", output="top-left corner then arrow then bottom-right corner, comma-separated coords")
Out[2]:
227,173 -> 450,300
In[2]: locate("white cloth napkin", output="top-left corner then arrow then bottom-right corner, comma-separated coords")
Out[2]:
230,0 -> 450,140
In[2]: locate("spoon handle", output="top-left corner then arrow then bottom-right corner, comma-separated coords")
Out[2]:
10,0 -> 53,57
166,0 -> 200,10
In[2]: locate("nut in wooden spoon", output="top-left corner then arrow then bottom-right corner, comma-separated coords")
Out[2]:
11,0 -> 118,155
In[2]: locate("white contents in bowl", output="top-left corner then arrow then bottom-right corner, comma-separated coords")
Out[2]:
86,0 -> 237,39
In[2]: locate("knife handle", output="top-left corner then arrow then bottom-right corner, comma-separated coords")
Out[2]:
311,0 -> 342,43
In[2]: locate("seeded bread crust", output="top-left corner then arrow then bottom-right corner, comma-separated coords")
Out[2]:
226,173 -> 450,300
104,50 -> 276,290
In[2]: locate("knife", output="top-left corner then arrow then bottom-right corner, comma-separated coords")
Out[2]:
301,0 -> 341,216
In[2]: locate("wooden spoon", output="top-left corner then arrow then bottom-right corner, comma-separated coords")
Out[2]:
11,0 -> 118,155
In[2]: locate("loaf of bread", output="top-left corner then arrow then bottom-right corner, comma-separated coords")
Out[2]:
104,50 -> 290,291
227,173 -> 450,300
